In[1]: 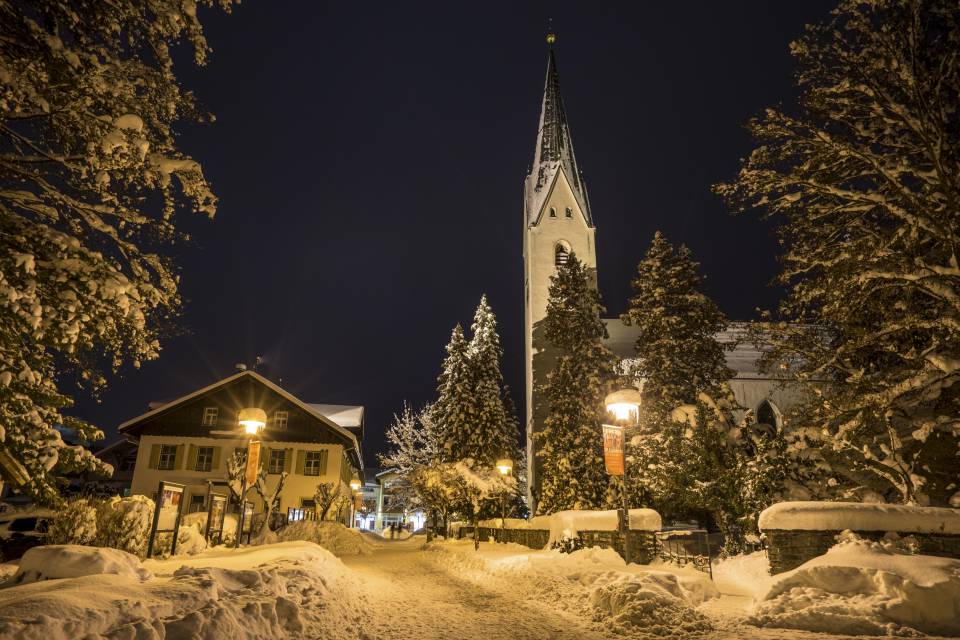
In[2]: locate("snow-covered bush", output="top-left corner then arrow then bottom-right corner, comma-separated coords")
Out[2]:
10,545 -> 151,585
95,495 -> 154,558
46,498 -> 98,545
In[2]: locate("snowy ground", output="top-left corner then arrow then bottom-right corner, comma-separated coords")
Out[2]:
0,532 -> 955,639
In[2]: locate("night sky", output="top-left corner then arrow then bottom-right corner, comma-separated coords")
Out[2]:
75,1 -> 839,467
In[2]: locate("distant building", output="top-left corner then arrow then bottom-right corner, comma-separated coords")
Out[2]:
118,370 -> 363,521
375,468 -> 425,532
522,44 -> 806,511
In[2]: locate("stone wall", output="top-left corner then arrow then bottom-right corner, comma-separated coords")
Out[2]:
765,529 -> 960,574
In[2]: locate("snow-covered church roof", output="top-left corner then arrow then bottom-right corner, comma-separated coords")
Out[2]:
525,46 -> 593,227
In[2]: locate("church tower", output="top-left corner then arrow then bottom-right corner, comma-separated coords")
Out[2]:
524,36 -> 597,510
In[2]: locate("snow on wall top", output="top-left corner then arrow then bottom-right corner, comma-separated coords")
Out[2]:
528,509 -> 662,545
525,49 -> 592,227
758,501 -> 960,535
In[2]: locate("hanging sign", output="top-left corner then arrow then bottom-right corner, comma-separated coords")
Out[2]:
205,493 -> 228,546
602,424 -> 625,476
147,480 -> 185,557
244,440 -> 261,486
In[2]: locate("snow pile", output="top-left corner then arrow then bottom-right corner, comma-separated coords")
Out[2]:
759,500 -> 960,534
8,545 -> 152,585
278,521 -> 372,556
428,540 -> 715,636
527,509 -> 662,546
0,542 -> 368,639
712,550 -> 772,598
750,532 -> 960,636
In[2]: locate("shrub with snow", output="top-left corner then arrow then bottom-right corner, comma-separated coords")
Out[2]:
9,545 -> 152,585
46,498 -> 98,545
750,531 -> 960,636
278,521 -> 372,556
96,495 -> 154,558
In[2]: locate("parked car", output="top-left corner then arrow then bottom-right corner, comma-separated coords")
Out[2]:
0,511 -> 52,560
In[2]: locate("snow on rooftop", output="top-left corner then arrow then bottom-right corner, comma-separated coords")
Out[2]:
307,404 -> 363,428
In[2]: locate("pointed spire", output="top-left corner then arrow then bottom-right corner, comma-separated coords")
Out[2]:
526,34 -> 592,226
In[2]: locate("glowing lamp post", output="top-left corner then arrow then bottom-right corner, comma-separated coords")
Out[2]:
349,475 -> 362,528
602,388 -> 642,564
235,407 -> 266,547
496,457 -> 513,543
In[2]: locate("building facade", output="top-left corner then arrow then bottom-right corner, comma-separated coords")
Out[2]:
119,370 -> 363,520
523,43 -> 804,511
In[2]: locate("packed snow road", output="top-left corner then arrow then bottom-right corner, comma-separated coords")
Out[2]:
345,537 -> 869,640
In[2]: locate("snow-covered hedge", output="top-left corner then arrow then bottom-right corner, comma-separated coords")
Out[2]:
759,501 -> 960,535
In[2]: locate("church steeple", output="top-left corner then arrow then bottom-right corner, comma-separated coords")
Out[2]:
526,37 -> 592,227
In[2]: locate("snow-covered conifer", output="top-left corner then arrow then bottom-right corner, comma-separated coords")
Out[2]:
0,1 -> 234,502
536,253 -> 618,514
715,0 -> 960,505
433,324 -> 473,462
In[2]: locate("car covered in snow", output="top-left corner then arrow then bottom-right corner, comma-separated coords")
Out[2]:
0,510 -> 52,560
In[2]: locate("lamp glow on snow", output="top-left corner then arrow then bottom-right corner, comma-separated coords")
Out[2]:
238,407 -> 266,435
604,388 -> 643,427
496,458 -> 513,476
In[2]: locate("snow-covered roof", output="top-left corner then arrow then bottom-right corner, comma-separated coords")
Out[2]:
118,370 -> 362,469
306,404 -> 363,429
525,48 -> 592,227
603,320 -> 767,378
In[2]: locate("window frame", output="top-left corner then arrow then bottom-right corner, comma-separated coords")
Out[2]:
555,242 -> 570,267
303,450 -> 323,476
273,410 -> 289,430
195,446 -> 214,472
157,444 -> 177,470
268,448 -> 286,474
201,406 -> 219,426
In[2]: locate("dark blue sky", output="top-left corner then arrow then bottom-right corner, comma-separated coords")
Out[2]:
76,1 -> 838,466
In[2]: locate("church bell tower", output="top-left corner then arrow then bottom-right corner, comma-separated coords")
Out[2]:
523,34 -> 597,511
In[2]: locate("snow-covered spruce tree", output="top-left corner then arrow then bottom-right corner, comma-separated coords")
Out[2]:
433,324 -> 473,462
461,295 -> 517,466
620,232 -> 735,518
536,253 -> 619,514
715,0 -> 960,505
0,1 -> 233,502
622,232 -> 733,412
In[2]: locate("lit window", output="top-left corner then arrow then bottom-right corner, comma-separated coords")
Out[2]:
549,207 -> 557,217
565,207 -> 573,217
158,444 -> 177,470
195,446 -> 214,472
555,243 -> 570,267
201,407 -> 218,426
268,449 -> 286,474
304,451 -> 324,476
273,411 -> 288,430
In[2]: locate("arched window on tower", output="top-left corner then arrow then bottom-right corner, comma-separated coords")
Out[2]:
549,207 -> 557,218
555,242 -> 570,267
745,400 -> 780,457
565,207 -> 573,218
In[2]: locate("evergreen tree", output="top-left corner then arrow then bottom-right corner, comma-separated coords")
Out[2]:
434,324 -> 473,462
536,253 -> 618,514
715,0 -> 960,505
0,0 -> 233,502
463,295 -> 516,465
622,232 -> 733,411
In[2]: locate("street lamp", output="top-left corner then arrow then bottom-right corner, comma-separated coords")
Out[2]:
602,388 -> 642,564
235,407 -> 266,547
496,457 -> 513,543
349,474 -> 362,528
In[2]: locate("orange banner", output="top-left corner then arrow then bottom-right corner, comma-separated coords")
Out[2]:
602,424 -> 625,476
245,441 -> 261,486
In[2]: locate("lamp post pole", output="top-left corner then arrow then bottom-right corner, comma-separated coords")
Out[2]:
496,458 -> 513,544
603,389 -> 643,565
235,407 -> 266,548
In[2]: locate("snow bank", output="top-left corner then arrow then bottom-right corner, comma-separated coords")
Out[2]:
427,540 -> 715,636
750,532 -> 960,636
278,520 -> 372,556
712,550 -> 772,598
0,542 -> 366,639
527,509 -> 662,545
8,545 -> 151,585
759,500 -> 960,534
